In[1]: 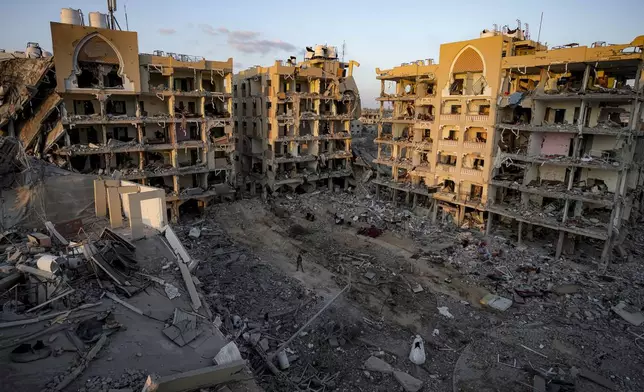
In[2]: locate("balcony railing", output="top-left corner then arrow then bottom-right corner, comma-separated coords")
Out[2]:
414,120 -> 434,129
465,114 -> 490,123
438,139 -> 458,148
460,168 -> 484,177
463,141 -> 486,150
416,97 -> 435,106
440,114 -> 462,123
436,164 -> 457,173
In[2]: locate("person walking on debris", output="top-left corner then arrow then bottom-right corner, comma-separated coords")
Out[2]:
296,251 -> 304,272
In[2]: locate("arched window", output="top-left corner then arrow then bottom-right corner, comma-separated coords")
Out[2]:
73,33 -> 124,89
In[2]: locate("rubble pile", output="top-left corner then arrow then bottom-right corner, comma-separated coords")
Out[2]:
0,219 -> 259,391
172,214 -> 435,391
274,189 -> 437,239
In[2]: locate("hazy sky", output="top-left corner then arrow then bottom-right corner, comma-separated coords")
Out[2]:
2,0 -> 643,107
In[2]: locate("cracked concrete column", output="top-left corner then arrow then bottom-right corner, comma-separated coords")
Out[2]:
485,211 -> 493,235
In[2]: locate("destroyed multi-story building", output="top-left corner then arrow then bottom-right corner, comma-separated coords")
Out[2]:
234,46 -> 361,194
375,23 -> 644,261
10,11 -> 235,222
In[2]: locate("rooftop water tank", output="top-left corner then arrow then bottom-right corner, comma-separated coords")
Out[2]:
60,8 -> 83,25
313,45 -> 325,58
88,12 -> 109,29
326,46 -> 337,59
25,42 -> 43,58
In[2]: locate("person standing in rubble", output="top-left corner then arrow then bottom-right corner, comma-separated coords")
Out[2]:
296,251 -> 304,272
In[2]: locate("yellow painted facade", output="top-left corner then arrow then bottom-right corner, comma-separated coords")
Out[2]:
375,28 -> 644,261
234,50 -> 361,194
50,21 -> 234,222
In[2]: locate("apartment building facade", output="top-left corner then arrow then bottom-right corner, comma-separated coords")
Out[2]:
234,46 -> 360,194
490,35 -> 644,261
49,20 -> 234,222
375,26 -> 644,261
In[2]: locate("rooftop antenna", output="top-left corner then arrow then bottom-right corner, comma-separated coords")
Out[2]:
107,0 -> 122,30
124,3 -> 129,31
537,12 -> 544,44
341,40 -> 346,62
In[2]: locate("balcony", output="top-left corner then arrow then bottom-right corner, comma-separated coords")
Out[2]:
436,164 -> 457,173
416,97 -> 435,106
460,168 -> 484,178
440,114 -> 462,123
414,120 -> 434,129
463,141 -> 486,150
465,115 -> 490,123
438,139 -> 458,148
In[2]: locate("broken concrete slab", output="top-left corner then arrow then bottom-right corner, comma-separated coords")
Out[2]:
553,284 -> 581,295
163,308 -> 202,347
213,341 -> 242,366
141,360 -> 246,392
480,293 -> 513,311
364,271 -> 376,280
578,369 -> 617,391
188,227 -> 201,239
533,375 -> 546,392
364,356 -> 393,373
611,301 -> 644,326
393,370 -> 423,392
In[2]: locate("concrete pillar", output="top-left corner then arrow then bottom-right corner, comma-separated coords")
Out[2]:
555,231 -> 565,259
517,221 -> 523,245
375,184 -> 380,200
344,178 -> 349,190
405,191 -> 411,205
171,201 -> 180,224
485,212 -> 493,235
526,224 -> 534,241
7,120 -> 15,137
431,201 -> 438,223
250,181 -> 256,196
412,194 -> 418,209
101,125 -> 108,144
328,177 -> 333,190
393,189 -> 398,206
457,206 -> 465,226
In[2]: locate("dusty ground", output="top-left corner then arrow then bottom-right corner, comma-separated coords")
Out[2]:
174,188 -> 644,392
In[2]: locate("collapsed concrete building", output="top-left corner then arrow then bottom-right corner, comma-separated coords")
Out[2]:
1,12 -> 235,223
374,24 -> 644,262
359,109 -> 380,126
234,46 -> 361,194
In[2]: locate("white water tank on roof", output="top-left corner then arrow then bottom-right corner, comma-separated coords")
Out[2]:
327,46 -> 337,59
314,45 -> 325,58
60,8 -> 83,25
25,42 -> 42,58
89,12 -> 109,29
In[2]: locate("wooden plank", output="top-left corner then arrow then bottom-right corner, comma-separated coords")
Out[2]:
141,360 -> 246,392
174,254 -> 201,310
0,302 -> 101,329
26,289 -> 74,313
91,254 -> 125,286
104,291 -> 145,316
45,221 -> 69,246
16,264 -> 55,280
53,334 -> 108,391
